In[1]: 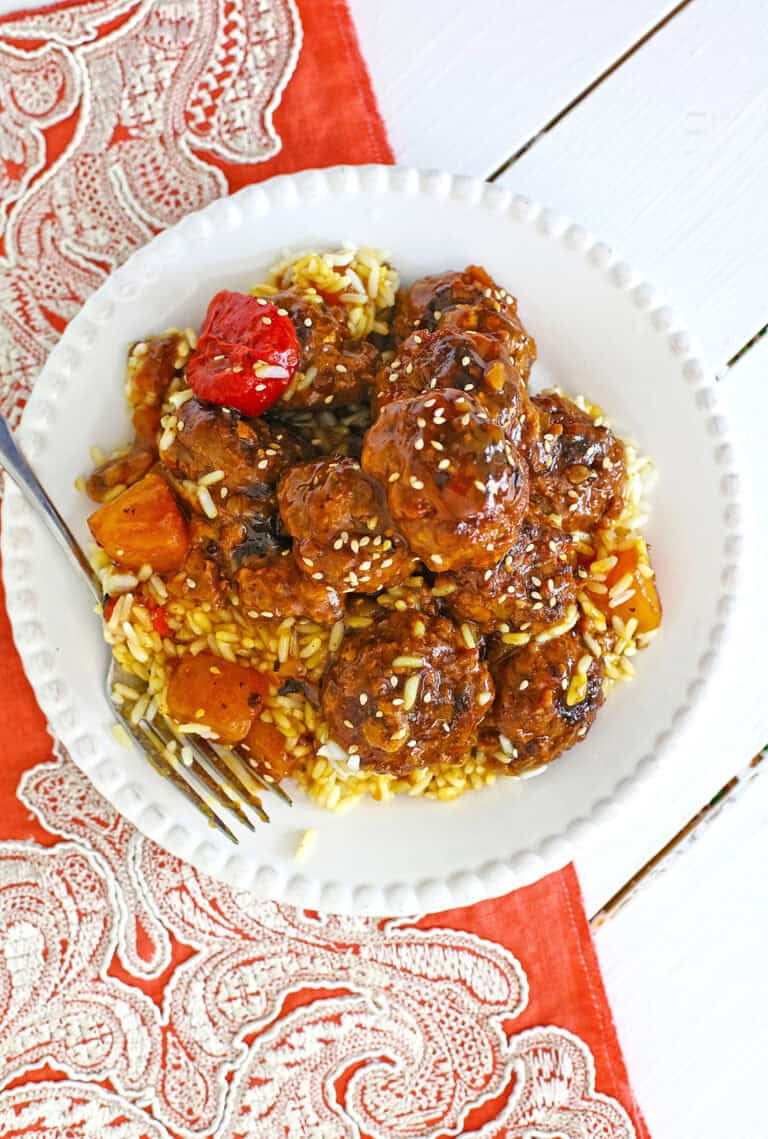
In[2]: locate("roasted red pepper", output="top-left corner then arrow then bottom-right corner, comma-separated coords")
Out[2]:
148,602 -> 171,636
186,291 -> 300,417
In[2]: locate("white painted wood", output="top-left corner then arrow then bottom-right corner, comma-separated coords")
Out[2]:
498,0 -> 768,368
576,334 -> 768,914
348,0 -> 680,175
594,759 -> 768,1134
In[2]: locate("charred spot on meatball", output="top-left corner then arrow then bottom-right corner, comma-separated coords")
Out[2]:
362,388 -> 530,572
321,609 -> 494,773
530,392 -> 626,532
482,630 -> 604,774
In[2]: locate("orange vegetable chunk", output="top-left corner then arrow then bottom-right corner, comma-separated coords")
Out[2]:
243,716 -> 292,779
88,471 -> 189,572
594,542 -> 662,634
166,653 -> 269,744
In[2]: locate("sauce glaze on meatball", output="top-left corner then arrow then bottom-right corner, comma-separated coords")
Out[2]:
271,290 -> 379,408
362,388 -> 530,571
530,392 -> 626,532
391,265 -> 536,379
482,630 -> 604,773
373,325 -> 538,457
437,514 -> 577,633
321,609 -> 494,773
278,456 -> 417,593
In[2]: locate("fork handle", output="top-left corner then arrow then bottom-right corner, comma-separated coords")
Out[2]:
0,415 -> 102,602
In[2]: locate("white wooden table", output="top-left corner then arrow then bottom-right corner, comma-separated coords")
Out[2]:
350,0 -> 768,1130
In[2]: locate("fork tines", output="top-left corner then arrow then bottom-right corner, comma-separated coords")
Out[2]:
116,710 -> 291,843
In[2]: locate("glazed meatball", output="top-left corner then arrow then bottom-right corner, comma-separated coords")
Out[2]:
161,398 -> 301,492
362,389 -> 530,572
373,325 -> 538,456
237,548 -> 344,624
270,290 -> 379,408
321,609 -> 494,773
278,457 -> 417,593
437,515 -> 577,634
530,392 -> 626,532
391,265 -> 536,379
482,630 -> 604,774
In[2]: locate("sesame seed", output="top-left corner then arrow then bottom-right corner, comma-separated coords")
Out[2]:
262,316 -> 272,325
460,623 -> 476,649
336,364 -> 347,373
477,691 -> 493,706
311,572 -> 323,581
438,459 -> 451,470
474,480 -> 486,493
431,440 -> 444,452
431,554 -> 444,566
519,680 -> 529,691
461,355 -> 471,366
388,472 -> 400,483
410,477 -> 425,490
415,438 -> 424,450
303,557 -> 314,567
359,693 -> 368,706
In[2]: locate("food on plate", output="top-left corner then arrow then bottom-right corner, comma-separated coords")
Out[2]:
82,244 -> 661,810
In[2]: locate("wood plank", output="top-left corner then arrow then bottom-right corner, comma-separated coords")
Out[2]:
593,757 -> 768,1134
348,0 -> 682,175
575,332 -> 768,913
497,0 -> 768,367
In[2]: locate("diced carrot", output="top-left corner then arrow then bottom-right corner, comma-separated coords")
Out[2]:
166,653 -> 270,744
88,472 -> 189,572
243,716 -> 292,779
593,543 -> 662,634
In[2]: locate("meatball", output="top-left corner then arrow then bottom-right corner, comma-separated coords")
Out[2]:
373,325 -> 538,456
237,549 -> 343,624
278,457 -> 417,593
437,515 -> 577,633
86,447 -> 155,502
482,630 -> 604,774
391,265 -> 536,379
530,392 -> 626,532
321,609 -> 494,773
161,398 -> 301,493
270,290 -> 379,408
362,388 -> 530,572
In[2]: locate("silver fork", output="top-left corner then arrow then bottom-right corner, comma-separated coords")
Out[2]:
0,416 -> 291,843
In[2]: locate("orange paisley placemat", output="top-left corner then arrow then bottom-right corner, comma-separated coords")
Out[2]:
0,2 -> 649,1135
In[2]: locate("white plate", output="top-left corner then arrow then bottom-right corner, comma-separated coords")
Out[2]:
1,166 -> 742,915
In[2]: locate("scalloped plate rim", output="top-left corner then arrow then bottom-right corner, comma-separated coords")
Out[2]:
0,164 -> 742,914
